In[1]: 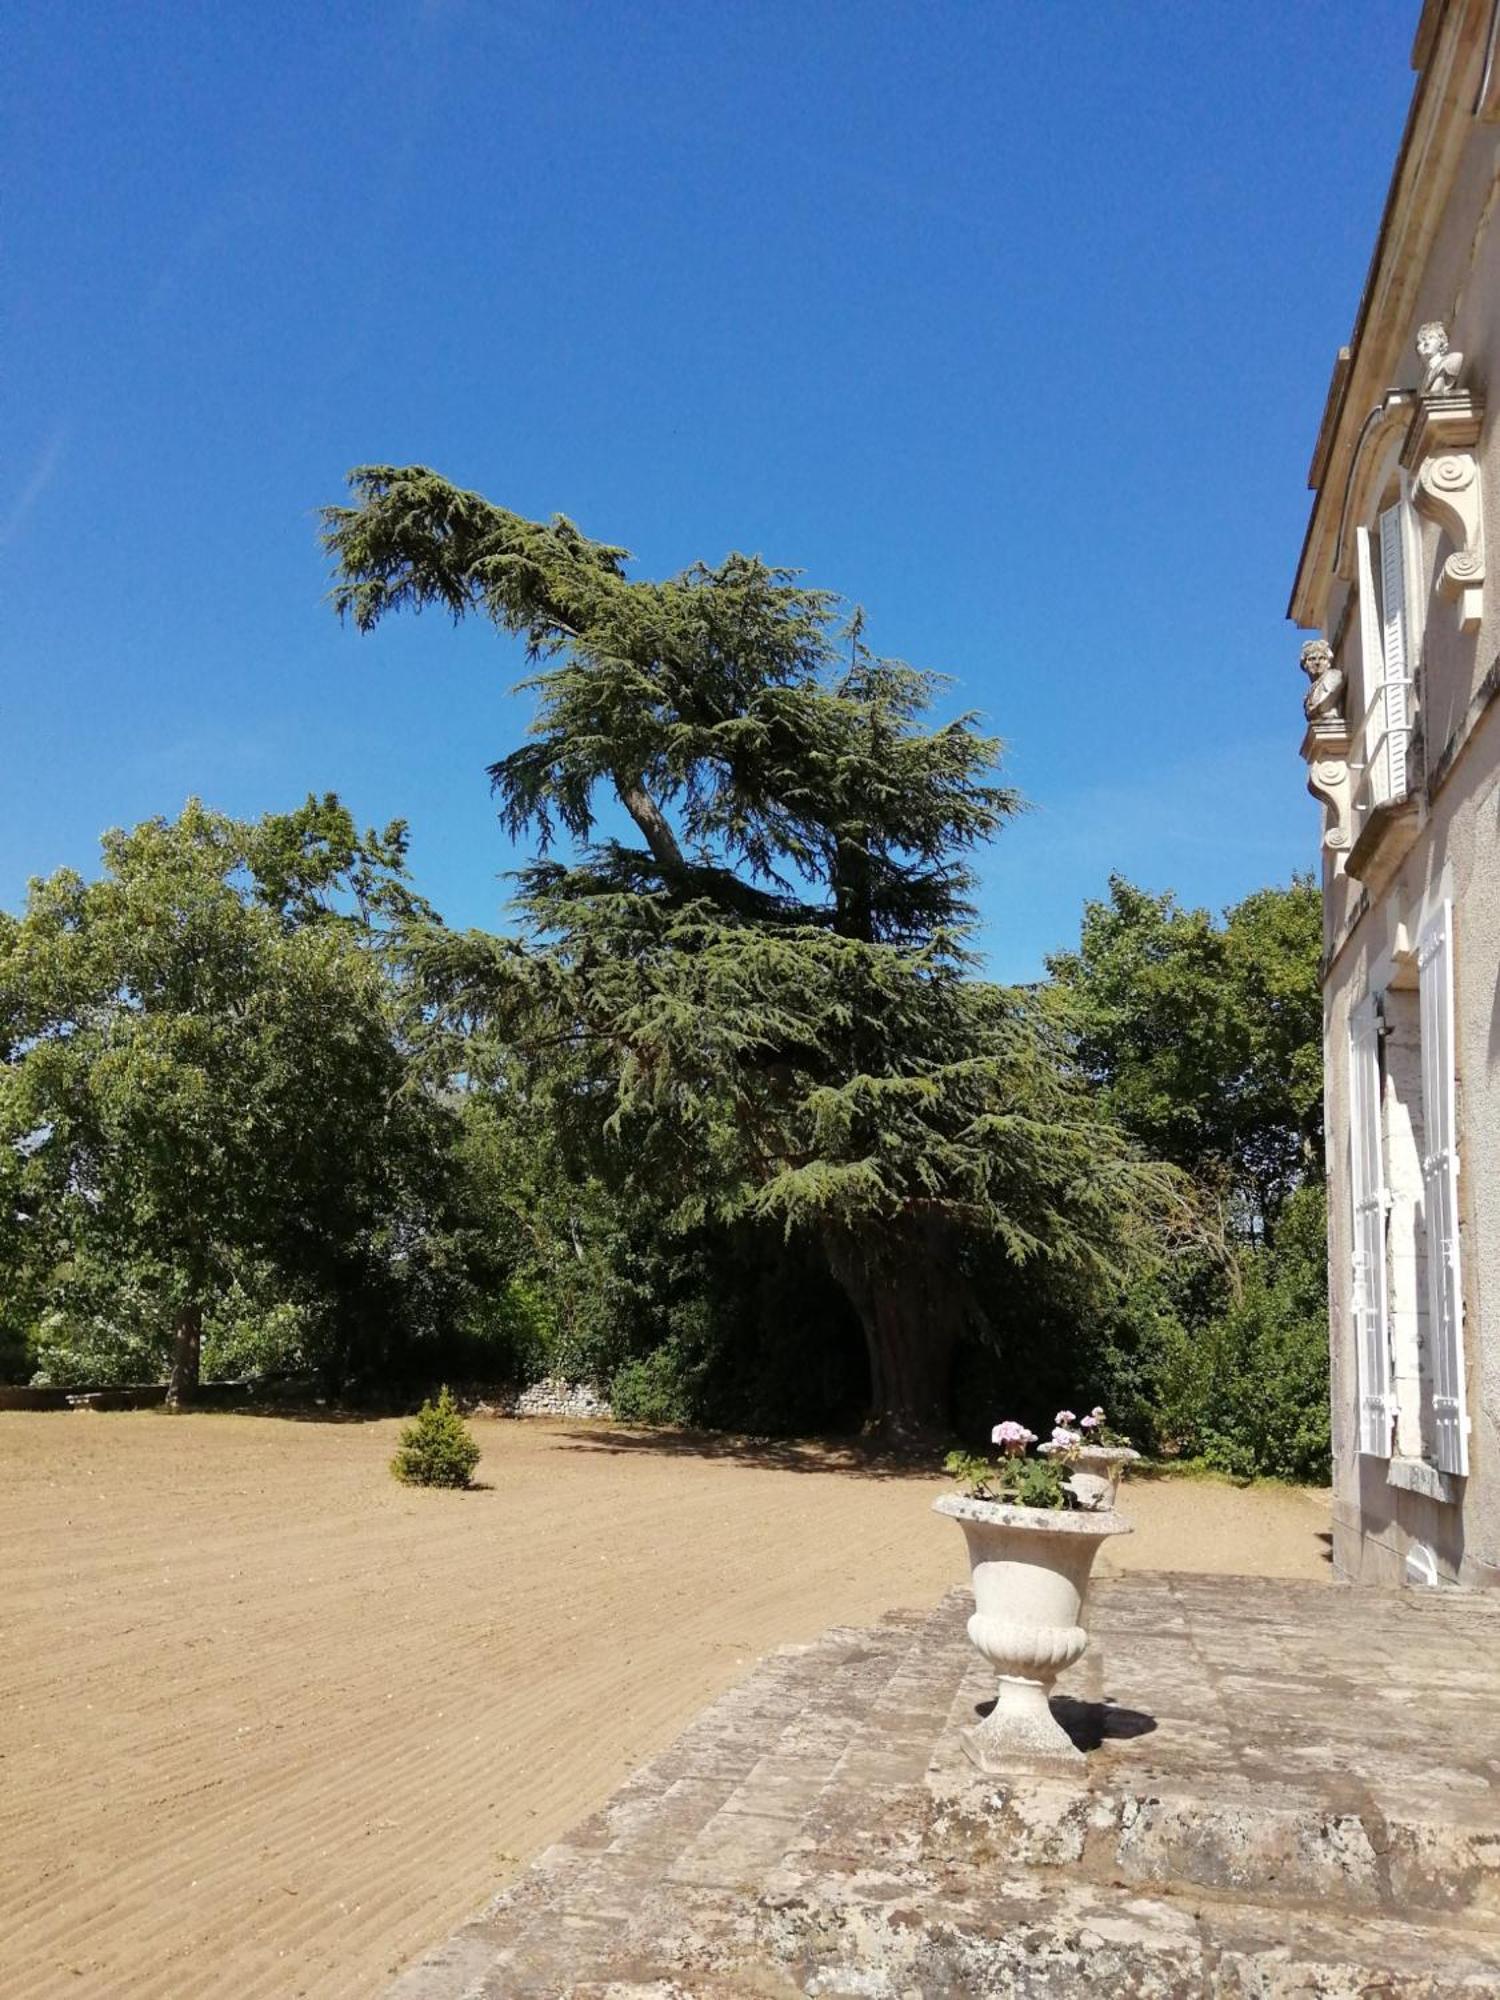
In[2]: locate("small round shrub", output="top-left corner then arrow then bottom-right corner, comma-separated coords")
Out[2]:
391,1387 -> 482,1489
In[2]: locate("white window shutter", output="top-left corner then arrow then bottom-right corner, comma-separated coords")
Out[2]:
1419,903 -> 1468,1474
1378,504 -> 1412,802
1348,996 -> 1393,1457
1356,526 -> 1383,786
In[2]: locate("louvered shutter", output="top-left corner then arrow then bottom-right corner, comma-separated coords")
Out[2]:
1348,996 -> 1393,1457
1419,903 -> 1468,1474
1377,504 -> 1412,802
1356,526 -> 1382,779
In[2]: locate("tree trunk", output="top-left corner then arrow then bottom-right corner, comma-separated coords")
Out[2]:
822,1218 -> 965,1445
166,1304 -> 202,1409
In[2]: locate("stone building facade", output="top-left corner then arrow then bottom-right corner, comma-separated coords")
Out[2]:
1291,0 -> 1500,1586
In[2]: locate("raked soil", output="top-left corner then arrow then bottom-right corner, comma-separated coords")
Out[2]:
0,1412 -> 1331,2000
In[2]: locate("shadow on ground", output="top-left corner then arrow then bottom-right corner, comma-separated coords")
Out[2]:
971,1692 -> 1159,1752
549,1422 -> 945,1480
196,1402 -> 393,1424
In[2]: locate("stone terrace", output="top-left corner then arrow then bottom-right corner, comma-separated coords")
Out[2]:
388,1573 -> 1500,1997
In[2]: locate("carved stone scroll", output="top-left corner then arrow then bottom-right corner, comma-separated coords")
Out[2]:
1305,727 -> 1354,855
1416,451 -> 1485,632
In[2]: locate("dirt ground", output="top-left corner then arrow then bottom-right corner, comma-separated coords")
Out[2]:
0,1412 -> 1331,2000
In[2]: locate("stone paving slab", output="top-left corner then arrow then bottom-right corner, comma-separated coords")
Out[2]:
386,1572 -> 1500,1998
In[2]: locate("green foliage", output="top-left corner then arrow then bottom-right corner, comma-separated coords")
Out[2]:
1047,875 -> 1323,1225
201,1276 -> 316,1383
1160,1183 -> 1331,1481
0,1255 -> 48,1383
441,1086 -> 639,1388
602,1221 -> 866,1432
326,468 -> 1177,1435
1040,877 -> 1329,1481
457,1275 -> 555,1385
611,1346 -> 698,1426
1007,1456 -> 1068,1509
0,797 -> 508,1399
390,1387 -> 482,1488
0,1303 -> 31,1385
943,1449 -> 995,1493
942,1447 -> 1067,1509
29,1288 -> 167,1388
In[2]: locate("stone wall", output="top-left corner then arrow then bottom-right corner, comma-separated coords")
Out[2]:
0,1384 -> 170,1411
467,1378 -> 614,1421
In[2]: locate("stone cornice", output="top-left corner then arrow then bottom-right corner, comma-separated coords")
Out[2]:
1289,0 -> 1494,629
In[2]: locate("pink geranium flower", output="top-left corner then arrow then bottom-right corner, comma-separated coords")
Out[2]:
991,1419 -> 1036,1456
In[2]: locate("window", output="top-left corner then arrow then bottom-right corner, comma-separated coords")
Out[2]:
1353,497 -> 1417,811
1346,901 -> 1468,1474
1418,902 -> 1467,1475
1348,994 -> 1393,1456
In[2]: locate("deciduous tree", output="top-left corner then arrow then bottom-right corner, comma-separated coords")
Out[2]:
1046,875 -> 1323,1231
0,797 -> 460,1399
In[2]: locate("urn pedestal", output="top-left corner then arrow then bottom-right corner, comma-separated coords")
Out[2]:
934,1494 -> 1132,1767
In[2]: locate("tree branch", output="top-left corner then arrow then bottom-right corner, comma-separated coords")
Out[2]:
611,771 -> 687,878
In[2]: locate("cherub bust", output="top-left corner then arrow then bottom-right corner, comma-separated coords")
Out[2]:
1301,637 -> 1345,723
1417,320 -> 1464,396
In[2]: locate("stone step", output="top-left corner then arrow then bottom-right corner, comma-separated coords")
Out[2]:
661,1608 -> 950,1896
780,1587 -> 1500,1926
383,1609 -> 928,2000
924,1749 -> 1500,1924
754,1862 -> 1500,1998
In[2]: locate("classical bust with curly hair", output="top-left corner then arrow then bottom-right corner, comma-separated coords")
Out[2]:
1417,321 -> 1463,396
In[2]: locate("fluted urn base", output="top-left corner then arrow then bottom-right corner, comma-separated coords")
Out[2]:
967,1670 -> 1083,1766
935,1493 -> 1132,1769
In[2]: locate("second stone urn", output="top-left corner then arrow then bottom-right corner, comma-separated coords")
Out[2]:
934,1493 -> 1131,1767
1038,1442 -> 1141,1511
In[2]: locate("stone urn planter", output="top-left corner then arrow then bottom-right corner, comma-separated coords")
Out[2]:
1038,1442 -> 1141,1511
934,1493 -> 1132,1767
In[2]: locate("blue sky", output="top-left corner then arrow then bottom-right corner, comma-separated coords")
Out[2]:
4,1 -> 1418,978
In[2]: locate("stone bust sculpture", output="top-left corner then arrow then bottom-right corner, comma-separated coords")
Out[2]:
1417,320 -> 1463,396
1301,637 -> 1345,723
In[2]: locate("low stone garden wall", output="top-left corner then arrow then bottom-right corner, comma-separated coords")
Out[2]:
0,1384 -> 168,1411
0,1380 -> 257,1413
1,1377 -> 614,1419
466,1377 -> 614,1421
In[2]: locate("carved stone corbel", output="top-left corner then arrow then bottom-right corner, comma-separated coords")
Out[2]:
1402,354 -> 1485,635
1303,720 -> 1354,856
1416,449 -> 1484,632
